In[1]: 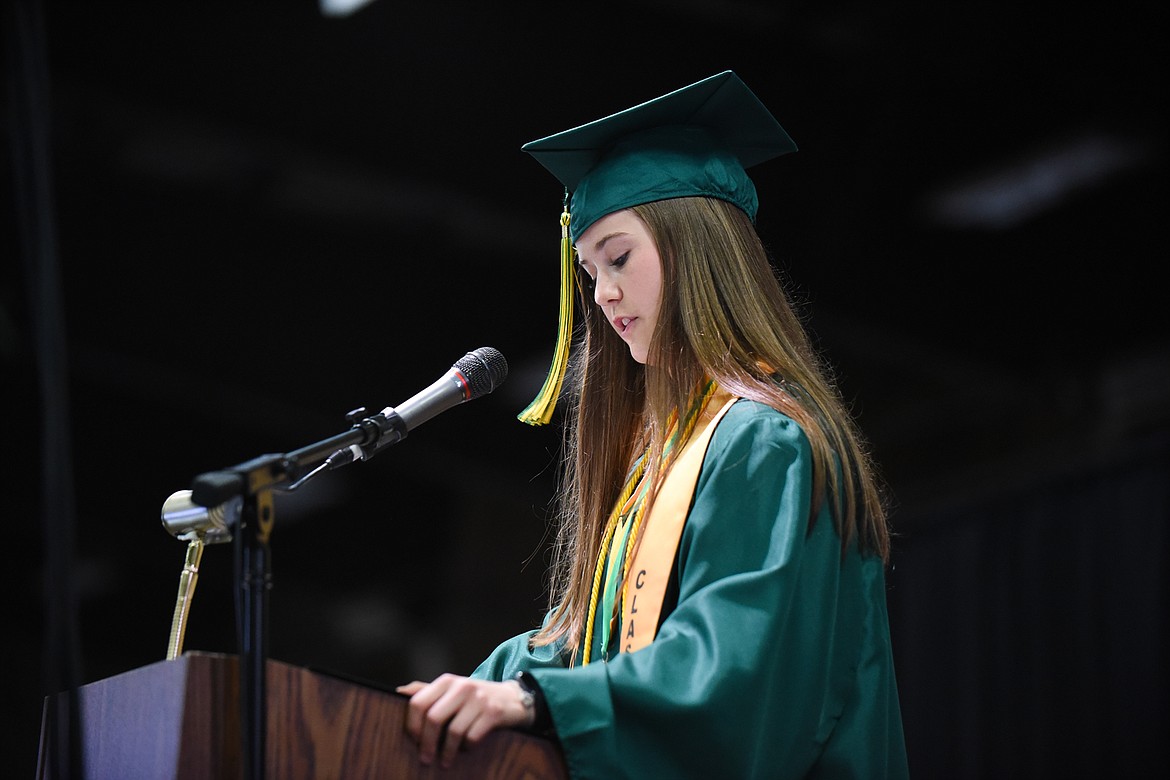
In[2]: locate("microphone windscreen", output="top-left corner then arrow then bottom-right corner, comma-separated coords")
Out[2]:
457,347 -> 508,399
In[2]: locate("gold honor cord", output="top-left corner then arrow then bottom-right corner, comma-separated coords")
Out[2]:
597,465 -> 652,658
580,454 -> 647,665
580,379 -> 718,665
166,537 -> 205,660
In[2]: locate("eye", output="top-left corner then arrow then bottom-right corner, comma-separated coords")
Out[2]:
610,251 -> 630,269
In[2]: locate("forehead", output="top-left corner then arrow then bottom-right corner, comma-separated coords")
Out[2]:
575,209 -> 650,256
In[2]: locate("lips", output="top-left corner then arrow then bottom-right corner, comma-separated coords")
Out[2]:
613,316 -> 636,335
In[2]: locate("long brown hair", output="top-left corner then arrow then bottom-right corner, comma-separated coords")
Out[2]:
532,196 -> 889,650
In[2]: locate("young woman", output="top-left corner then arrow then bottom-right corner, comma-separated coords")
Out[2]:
398,71 -> 909,779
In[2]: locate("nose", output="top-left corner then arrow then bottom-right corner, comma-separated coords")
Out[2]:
593,272 -> 620,308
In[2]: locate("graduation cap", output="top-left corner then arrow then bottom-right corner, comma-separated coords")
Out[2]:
516,70 -> 797,426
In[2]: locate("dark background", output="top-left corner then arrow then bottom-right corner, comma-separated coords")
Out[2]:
4,1 -> 1167,777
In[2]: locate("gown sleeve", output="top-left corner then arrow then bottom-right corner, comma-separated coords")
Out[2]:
474,400 -> 908,779
469,616 -> 570,680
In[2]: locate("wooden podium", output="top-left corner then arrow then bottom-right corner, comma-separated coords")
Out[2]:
37,651 -> 568,779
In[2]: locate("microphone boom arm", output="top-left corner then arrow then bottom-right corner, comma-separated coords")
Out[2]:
178,346 -> 507,780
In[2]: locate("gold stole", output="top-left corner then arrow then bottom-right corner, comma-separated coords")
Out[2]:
619,392 -> 738,653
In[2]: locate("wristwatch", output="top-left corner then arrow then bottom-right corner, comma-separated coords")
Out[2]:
513,670 -> 553,734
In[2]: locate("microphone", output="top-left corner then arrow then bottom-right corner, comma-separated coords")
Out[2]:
181,347 -> 510,511
326,346 -> 509,465
387,346 -> 509,431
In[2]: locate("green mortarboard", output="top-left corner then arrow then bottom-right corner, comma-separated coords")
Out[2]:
516,70 -> 797,426
523,70 -> 797,242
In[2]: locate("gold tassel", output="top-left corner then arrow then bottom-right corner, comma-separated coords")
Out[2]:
517,198 -> 575,426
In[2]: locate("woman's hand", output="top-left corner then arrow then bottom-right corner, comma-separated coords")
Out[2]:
396,674 -> 534,768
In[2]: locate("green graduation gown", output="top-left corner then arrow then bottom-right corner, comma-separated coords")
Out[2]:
472,399 -> 909,779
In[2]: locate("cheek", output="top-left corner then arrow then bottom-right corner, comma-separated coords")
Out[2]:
645,269 -> 664,316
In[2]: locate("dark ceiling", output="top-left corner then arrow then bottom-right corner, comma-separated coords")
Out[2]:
5,0 -> 1168,774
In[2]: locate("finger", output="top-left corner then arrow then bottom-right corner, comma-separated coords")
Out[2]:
402,676 -> 451,742
440,683 -> 524,767
418,679 -> 473,764
396,681 -> 426,695
440,705 -> 486,769
465,696 -> 511,744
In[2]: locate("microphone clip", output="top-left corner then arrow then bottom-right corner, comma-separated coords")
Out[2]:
344,405 -> 408,458
281,405 -> 407,492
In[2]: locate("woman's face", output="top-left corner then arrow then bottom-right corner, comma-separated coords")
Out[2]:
575,209 -> 664,365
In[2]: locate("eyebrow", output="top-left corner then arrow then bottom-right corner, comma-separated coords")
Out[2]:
578,231 -> 629,257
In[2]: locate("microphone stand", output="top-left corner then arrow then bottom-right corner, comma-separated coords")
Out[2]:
187,407 -> 408,780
